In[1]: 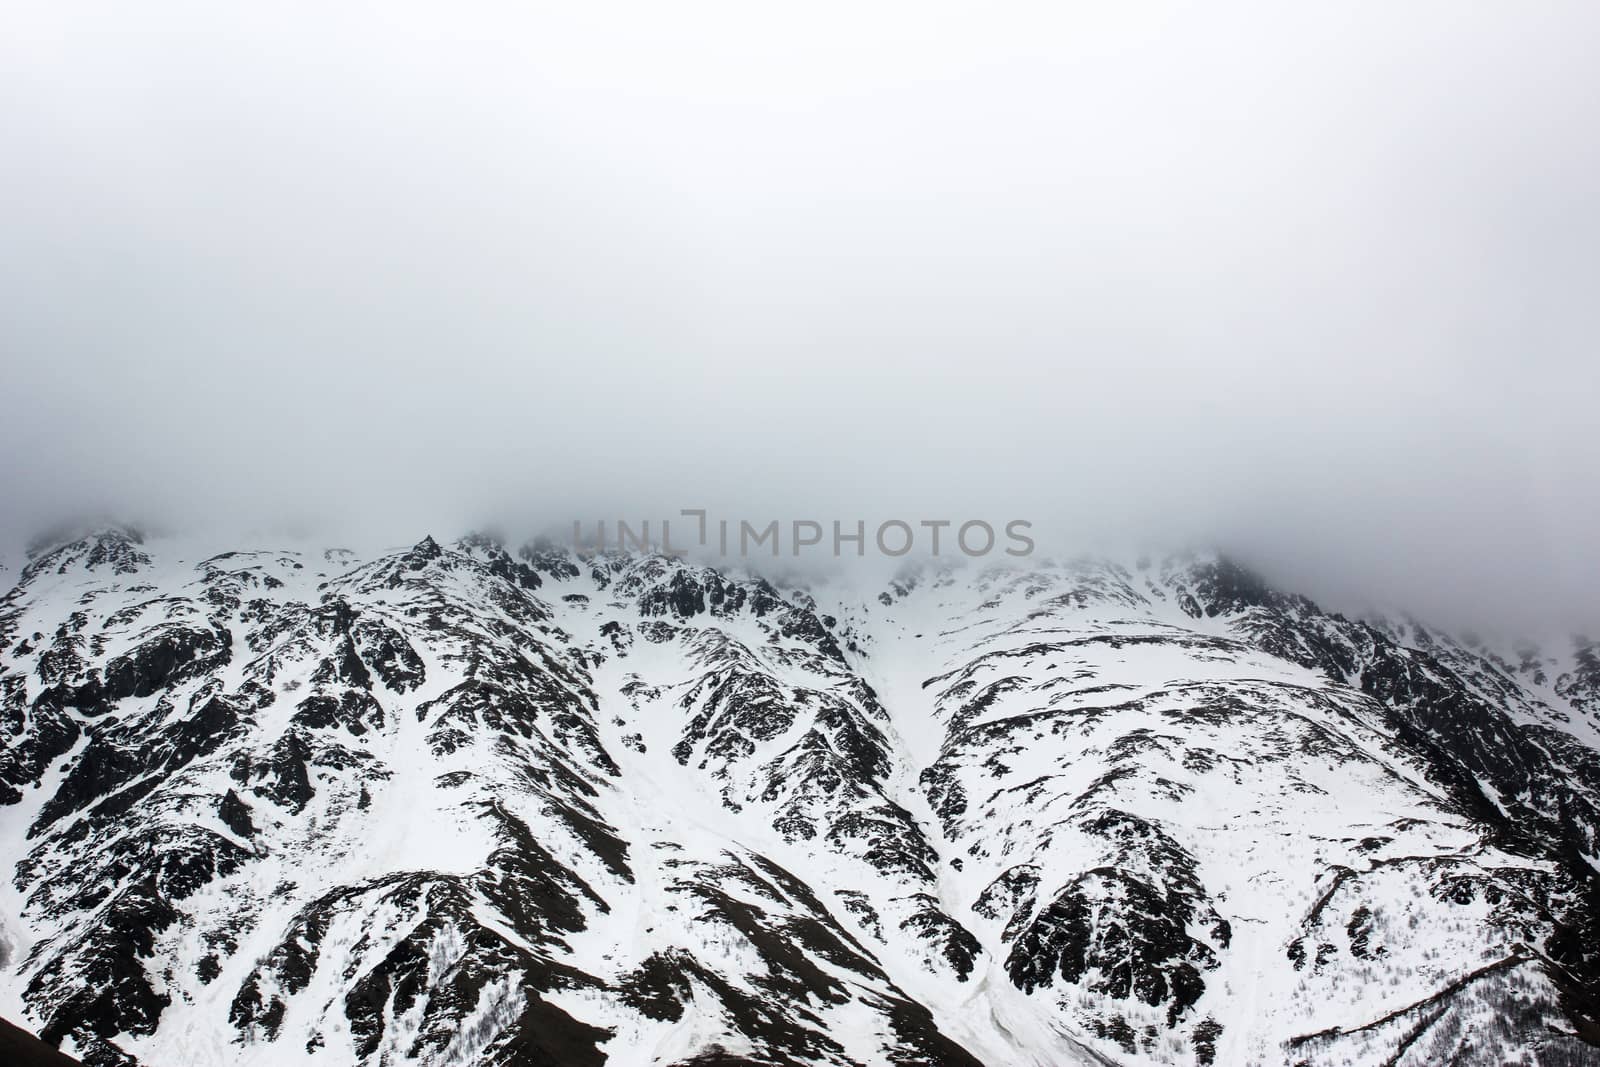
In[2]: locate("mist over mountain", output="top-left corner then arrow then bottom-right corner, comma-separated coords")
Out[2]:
3,4 -> 1599,1065
2,2 -> 1598,628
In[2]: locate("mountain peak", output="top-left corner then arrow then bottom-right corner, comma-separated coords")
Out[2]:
20,523 -> 150,581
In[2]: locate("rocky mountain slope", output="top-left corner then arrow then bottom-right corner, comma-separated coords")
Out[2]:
2,527 -> 1598,1066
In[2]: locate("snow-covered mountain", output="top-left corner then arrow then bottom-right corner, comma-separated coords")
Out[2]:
2,527 -> 1599,1066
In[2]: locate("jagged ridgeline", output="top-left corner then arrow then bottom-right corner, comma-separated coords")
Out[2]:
1,527 -> 1599,1066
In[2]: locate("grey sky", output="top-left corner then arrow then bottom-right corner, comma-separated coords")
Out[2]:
1,2 -> 1597,626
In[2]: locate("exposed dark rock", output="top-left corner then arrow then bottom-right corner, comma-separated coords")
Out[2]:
219,788 -> 255,838
232,730 -> 316,812
102,625 -> 231,701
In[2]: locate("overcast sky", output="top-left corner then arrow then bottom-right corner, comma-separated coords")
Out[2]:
2,2 -> 1597,626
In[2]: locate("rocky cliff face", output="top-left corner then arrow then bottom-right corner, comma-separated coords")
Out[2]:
1,528 -> 1598,1066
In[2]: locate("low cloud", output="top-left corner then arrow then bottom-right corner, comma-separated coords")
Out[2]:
2,2 -> 1596,629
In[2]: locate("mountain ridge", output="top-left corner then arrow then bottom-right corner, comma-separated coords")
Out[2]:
1,527 -> 1598,1065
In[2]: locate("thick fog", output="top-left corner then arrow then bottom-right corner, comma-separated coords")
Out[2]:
2,2 -> 1597,628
